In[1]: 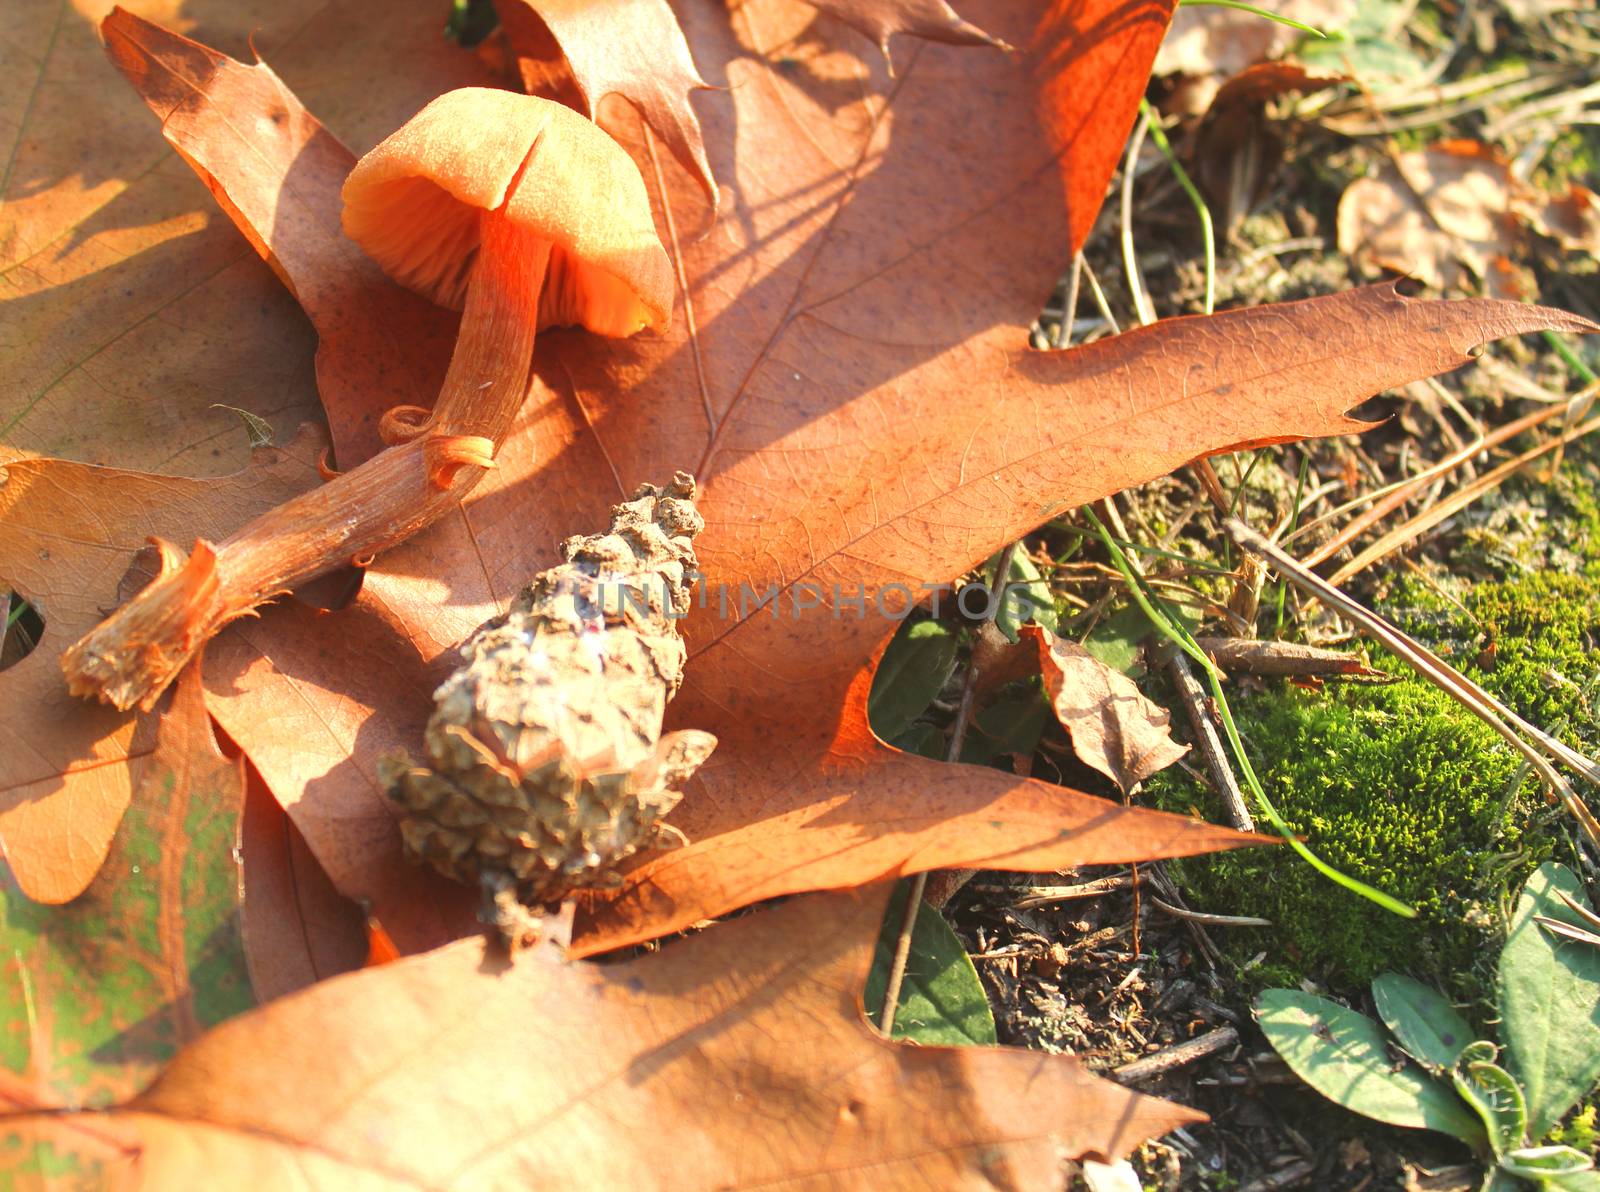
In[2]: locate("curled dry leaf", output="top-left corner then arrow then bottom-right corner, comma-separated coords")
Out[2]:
100,6 -> 462,468
0,425 -> 325,904
1193,62 -> 1346,229
0,1 -> 319,474
2,0 -> 497,473
1023,624 -> 1187,792
0,887 -> 1201,1188
0,666 -> 251,1112
1337,140 -> 1598,301
5,1 -> 1593,956
494,0 -> 719,212
1196,637 -> 1386,681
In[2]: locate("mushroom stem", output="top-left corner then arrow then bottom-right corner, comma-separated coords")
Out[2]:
63,207 -> 552,711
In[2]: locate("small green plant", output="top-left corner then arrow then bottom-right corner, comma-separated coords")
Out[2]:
1257,864 -> 1600,1190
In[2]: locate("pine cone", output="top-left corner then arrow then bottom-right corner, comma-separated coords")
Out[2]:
380,473 -> 715,906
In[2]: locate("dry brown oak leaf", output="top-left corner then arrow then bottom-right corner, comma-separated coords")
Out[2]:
0,0 -> 498,475
0,665 -> 250,1115
494,0 -> 719,211
0,885 -> 1201,1189
24,3 -> 1595,957
0,426 -> 324,904
1023,624 -> 1187,793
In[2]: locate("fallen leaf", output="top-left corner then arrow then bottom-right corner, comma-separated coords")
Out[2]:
235,763 -> 367,1004
1516,177 -> 1600,259
494,0 -> 718,212
1025,624 -> 1186,791
0,425 -> 325,904
9,3 -> 1595,957
0,887 -> 1201,1187
807,0 -> 1010,57
1193,62 -> 1345,231
1335,140 -> 1592,301
0,1 -> 322,474
0,665 -> 251,1112
101,5 -> 465,467
1033,0 -> 1179,254
1196,636 -> 1385,680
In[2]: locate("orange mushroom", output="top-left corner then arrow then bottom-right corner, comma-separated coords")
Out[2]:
344,87 -> 673,480
63,89 -> 673,711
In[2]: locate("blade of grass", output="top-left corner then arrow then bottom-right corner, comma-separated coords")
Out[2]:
1544,331 -> 1599,385
1120,109 -> 1157,327
1275,452 -> 1312,636
1176,0 -> 1327,38
1140,99 -> 1216,317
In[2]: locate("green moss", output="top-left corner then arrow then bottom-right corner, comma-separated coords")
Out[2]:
1386,572 -> 1600,757
1152,573 -> 1600,1007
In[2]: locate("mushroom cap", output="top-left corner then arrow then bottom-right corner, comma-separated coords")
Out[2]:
341,88 -> 673,337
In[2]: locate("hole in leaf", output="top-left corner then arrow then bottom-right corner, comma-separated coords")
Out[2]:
1392,275 -> 1425,298
1,590 -> 45,671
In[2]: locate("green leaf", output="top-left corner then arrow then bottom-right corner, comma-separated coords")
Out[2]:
1499,864 -> 1600,1139
1296,0 -> 1423,82
1373,973 -> 1474,1074
1256,989 -> 1486,1145
888,721 -> 946,760
959,693 -> 1049,767
1482,1170 -> 1523,1192
995,551 -> 1057,643
868,619 -> 958,741
0,671 -> 254,1109
865,881 -> 997,1046
1546,1170 -> 1600,1191
1499,1145 -> 1594,1181
1452,1042 -> 1528,1158
1081,605 -> 1150,675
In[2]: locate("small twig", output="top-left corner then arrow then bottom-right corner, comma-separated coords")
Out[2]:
879,543 -> 1018,1035
1112,1026 -> 1239,1083
1079,254 -> 1123,336
1291,400 -> 1571,562
1166,649 -> 1256,833
1147,895 -> 1271,928
1051,252 -> 1085,349
1147,863 -> 1225,969
1001,874 -> 1134,908
1227,520 -> 1600,852
1238,1160 -> 1317,1192
1325,400 -> 1600,585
